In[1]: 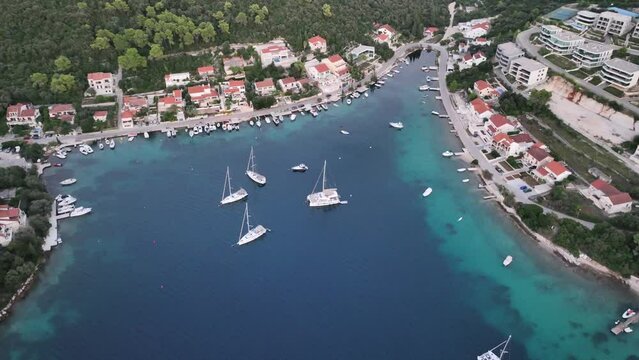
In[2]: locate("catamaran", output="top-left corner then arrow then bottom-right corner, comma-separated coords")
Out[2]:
220,167 -> 248,205
237,203 -> 268,246
246,146 -> 266,185
307,160 -> 341,208
477,335 -> 511,360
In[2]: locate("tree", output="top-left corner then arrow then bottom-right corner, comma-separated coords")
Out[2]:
235,12 -> 248,25
29,215 -> 51,238
322,4 -> 333,17
529,89 -> 552,108
77,2 -> 87,9
149,44 -> 164,59
50,74 -> 76,94
196,22 -> 216,43
54,56 -> 72,72
124,28 -> 148,48
223,1 -> 233,11
91,36 -> 111,51
28,199 -> 51,217
29,73 -> 48,89
112,33 -> 130,52
218,20 -> 230,34
213,11 -> 225,21
118,48 -> 147,70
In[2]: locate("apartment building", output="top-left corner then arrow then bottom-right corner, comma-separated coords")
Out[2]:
601,58 -> 639,89
572,42 -> 614,68
508,58 -> 548,86
593,11 -> 634,36
496,42 -> 524,69
575,10 -> 599,27
633,22 -> 639,40
539,25 -> 584,55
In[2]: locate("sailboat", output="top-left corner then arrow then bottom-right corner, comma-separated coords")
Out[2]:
246,146 -> 267,185
220,167 -> 248,205
477,335 -> 511,360
307,160 -> 342,207
237,203 -> 268,246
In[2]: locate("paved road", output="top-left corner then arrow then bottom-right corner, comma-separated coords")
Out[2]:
115,66 -> 124,127
431,43 -> 596,229
516,26 -> 639,117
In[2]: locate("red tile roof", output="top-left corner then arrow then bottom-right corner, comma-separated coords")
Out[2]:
327,54 -> 343,63
121,110 -> 134,119
511,133 -> 534,144
93,111 -> 108,118
489,114 -> 511,128
280,76 -> 296,85
526,147 -> 551,162
471,98 -> 491,114
474,51 -> 486,59
379,24 -> 397,34
187,84 -> 211,95
376,34 -> 389,42
87,72 -> 112,81
591,180 -> 633,204
308,35 -> 326,45
197,66 -> 216,75
229,80 -> 245,88
124,96 -> 147,108
425,27 -> 439,33
609,193 -> 633,205
314,63 -> 330,73
475,80 -> 491,90
493,133 -> 512,144
536,167 -> 549,176
49,104 -> 74,114
0,205 -> 20,221
463,53 -> 473,61
476,37 -> 488,42
255,78 -> 274,88
261,45 -> 288,54
546,161 -> 569,176
472,22 -> 490,31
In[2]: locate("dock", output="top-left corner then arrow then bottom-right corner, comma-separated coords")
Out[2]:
611,315 -> 639,335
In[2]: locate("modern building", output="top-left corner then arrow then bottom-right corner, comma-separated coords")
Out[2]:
572,42 -> 614,68
593,11 -> 634,36
495,42 -> 524,69
258,41 -> 297,69
601,58 -> 639,89
87,72 -> 115,96
308,35 -> 327,53
583,179 -> 633,214
164,72 -> 191,88
634,22 -> 639,40
539,25 -> 584,55
349,45 -> 376,62
575,10 -> 599,27
508,58 -> 548,86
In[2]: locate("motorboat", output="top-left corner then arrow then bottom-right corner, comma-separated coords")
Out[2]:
245,146 -> 267,186
462,179 -> 470,183
419,85 -> 430,91
53,163 -> 63,167
256,120 -> 262,128
56,194 -> 77,206
57,204 -> 75,214
387,73 -> 394,78
503,255 -> 513,267
393,69 -> 400,74
432,111 -> 440,116
290,114 -> 297,121
54,152 -> 67,159
352,92 -> 360,99
311,110 -> 318,117
60,178 -> 77,186
321,104 -> 328,111
204,124 -> 210,133
421,66 -> 429,71
144,132 -> 149,139
429,87 -> 440,91
435,96 -> 442,100
442,151 -> 454,157
422,187 -> 433,197
346,98 -> 352,105
307,160 -> 341,208
98,143 -> 104,150
220,167 -> 248,205
128,136 -> 135,142
457,216 -> 464,222
109,140 -> 115,149
431,77 -> 439,81
426,76 -> 431,82
249,120 -> 255,126
70,207 -> 92,217
622,309 -> 636,319
237,203 -> 268,246
477,336 -> 511,360
340,130 -> 350,135
265,117 -> 271,124
429,66 -> 437,70
457,168 -> 467,172
389,122 -> 404,129
189,130 -> 194,137
273,117 -> 280,126
624,327 -> 634,333
291,164 -> 308,172
79,146 -> 89,156
377,80 -> 386,85
364,92 -> 369,98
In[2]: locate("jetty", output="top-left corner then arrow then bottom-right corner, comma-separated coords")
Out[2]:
611,314 -> 639,335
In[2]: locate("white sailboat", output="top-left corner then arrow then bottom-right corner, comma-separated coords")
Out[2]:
307,160 -> 341,208
246,146 -> 266,185
237,203 -> 268,246
220,167 -> 248,205
477,335 -> 511,360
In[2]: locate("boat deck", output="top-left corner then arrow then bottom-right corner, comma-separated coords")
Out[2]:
611,314 -> 639,335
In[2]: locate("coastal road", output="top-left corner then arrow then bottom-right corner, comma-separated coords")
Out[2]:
115,66 -> 124,128
431,44 -> 596,229
516,26 -> 639,117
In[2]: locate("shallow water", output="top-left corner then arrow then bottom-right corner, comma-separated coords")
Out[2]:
0,51 -> 637,359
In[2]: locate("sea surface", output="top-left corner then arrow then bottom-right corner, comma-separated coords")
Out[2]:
1,51 -> 638,359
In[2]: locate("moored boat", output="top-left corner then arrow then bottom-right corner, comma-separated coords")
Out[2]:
245,146 -> 267,186
291,164 -> 308,172
503,255 -> 513,267
442,151 -> 454,157
220,167 -> 248,205
422,187 -> 433,197
622,309 -> 636,319
419,85 -> 430,91
60,178 -> 77,186
70,207 -> 92,217
237,203 -> 268,246
477,335 -> 511,360
389,122 -> 404,129
307,160 -> 341,208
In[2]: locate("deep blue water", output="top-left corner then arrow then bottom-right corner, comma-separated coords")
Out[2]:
1,51 -> 638,359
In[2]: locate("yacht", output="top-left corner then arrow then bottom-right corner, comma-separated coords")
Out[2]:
432,111 -> 440,116
291,164 -> 308,172
144,132 -> 150,139
256,120 -> 262,128
220,167 -> 248,205
60,178 -> 77,186
477,336 -> 511,360
237,203 -> 268,246
245,146 -> 267,186
56,194 -> 77,206
389,122 -> 404,129
422,187 -> 433,197
109,139 -> 116,149
340,130 -> 350,135
307,161 -> 341,208
321,104 -> 328,111
70,207 -> 92,217
57,204 -> 75,215
442,151 -> 454,157
503,255 -> 513,267
622,309 -> 636,319
419,85 -> 430,91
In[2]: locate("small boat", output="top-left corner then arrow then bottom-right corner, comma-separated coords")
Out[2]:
387,73 -> 394,78
220,167 -> 248,205
249,120 -> 255,126
53,163 -> 63,167
98,143 -> 104,150
307,160 -> 341,208
429,87 -> 440,91
346,99 -> 352,105
56,194 -> 77,206
503,255 -> 513,267
188,130 -> 194,137
340,130 -> 350,135
426,76 -> 431,82
419,85 -> 429,91
290,114 -> 297,121
375,83 -> 382,88
128,136 -> 135,142
60,178 -> 77,186
54,152 -> 67,159
622,309 -> 636,319
333,103 -> 339,107
429,66 -> 437,70
265,117 -> 271,124
364,92 -> 369,98
246,146 -> 267,186
624,327 -> 634,333
377,80 -> 386,85
57,205 -> 75,214
273,117 -> 280,126
389,122 -> 404,129
311,110 -> 319,117
442,151 -> 454,157
431,111 -> 440,116
79,147 -> 89,156
237,203 -> 268,246
462,179 -> 470,183
204,124 -> 210,133
435,96 -> 442,100
421,66 -> 429,71
431,77 -> 439,81
70,207 -> 92,217
291,164 -> 308,172
321,104 -> 328,111
109,140 -> 115,149
144,132 -> 149,139
457,216 -> 464,222
352,92 -> 360,99
422,187 -> 433,197
457,168 -> 467,172
256,120 -> 262,128
477,335 -> 511,360
393,69 -> 400,74
300,111 -> 306,115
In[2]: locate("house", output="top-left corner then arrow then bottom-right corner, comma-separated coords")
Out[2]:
123,96 -> 148,112
510,133 -> 535,151
223,56 -> 247,77
463,22 -> 490,39
472,37 -> 491,46
470,98 -> 493,120
575,10 -> 599,28
121,110 -> 134,128
164,72 -> 191,88
197,66 -> 216,78
572,42 -> 615,68
93,111 -> 108,122
0,224 -> 13,247
87,72 -> 115,96
522,146 -> 553,168
307,63 -> 332,81
48,104 -> 75,123
458,41 -> 469,53
459,51 -> 486,70
158,90 -> 185,113
532,161 -> 572,184
6,103 -> 40,127
308,35 -> 327,53
485,114 -> 516,135
375,33 -> 390,44
601,58 -> 639,89
254,78 -> 276,96
278,77 -> 304,93
474,80 -> 499,98
349,45 -> 376,63
423,27 -> 439,37
259,41 -> 296,68
187,84 -> 220,109
322,54 -> 350,81
584,179 -> 633,214
377,24 -> 397,39
223,80 -> 248,107
594,11 -> 634,36
0,205 -> 25,246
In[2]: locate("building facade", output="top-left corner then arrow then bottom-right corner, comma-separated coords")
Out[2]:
508,58 -> 548,86
601,58 -> 639,89
572,42 -> 614,68
87,72 -> 115,96
496,42 -> 524,69
539,25 -> 584,55
594,11 -> 634,36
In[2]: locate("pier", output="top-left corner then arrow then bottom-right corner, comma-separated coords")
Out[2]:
611,315 -> 639,335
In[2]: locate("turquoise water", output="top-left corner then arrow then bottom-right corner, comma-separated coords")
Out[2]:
0,51 -> 638,359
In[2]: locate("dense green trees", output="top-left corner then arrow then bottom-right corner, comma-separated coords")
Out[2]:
446,62 -> 493,92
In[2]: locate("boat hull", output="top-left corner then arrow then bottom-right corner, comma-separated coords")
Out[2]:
307,188 -> 341,207
246,171 -> 267,186
237,225 -> 267,245
220,188 -> 248,205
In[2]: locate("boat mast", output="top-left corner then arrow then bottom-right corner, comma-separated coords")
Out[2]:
238,203 -> 247,241
247,146 -> 254,172
498,335 -> 511,359
222,166 -> 229,200
322,160 -> 327,192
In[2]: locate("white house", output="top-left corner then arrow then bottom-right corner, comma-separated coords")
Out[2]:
532,161 -> 572,184
93,111 -> 108,122
459,51 -> 486,70
164,72 -> 191,88
277,77 -> 304,93
594,11 -> 634,36
48,104 -> 75,123
485,114 -> 516,136
0,205 -> 26,247
583,179 -> 633,214
223,80 -> 248,107
474,80 -> 499,98
307,63 -> 332,81
322,54 -> 350,82
539,25 -> 584,55
575,10 -> 599,28
308,35 -> 327,53
87,72 -> 115,96
6,103 -> 40,127
377,24 -> 397,38
187,84 -> 220,109
197,66 -> 216,78
259,41 -> 296,69
158,90 -> 185,113
572,42 -> 615,68
470,98 -> 493,120
121,110 -> 134,128
123,96 -> 148,112
522,145 -> 553,168
254,78 -> 276,96
508,58 -> 548,87
463,22 -> 490,39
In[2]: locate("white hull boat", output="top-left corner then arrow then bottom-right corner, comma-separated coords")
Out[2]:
340,130 -> 350,135
457,168 -> 467,172
246,146 -> 266,185
220,167 -> 248,205
237,203 -> 268,246
462,179 -> 470,183
422,187 -> 433,197
389,122 -> 404,129
291,164 -> 308,172
98,143 -> 104,150
442,151 -> 454,157
144,132 -> 149,139
256,120 -> 262,128
249,120 -> 255,126
57,205 -> 75,214
60,178 -> 77,186
432,111 -> 440,116
290,114 -> 296,121
419,85 -> 429,91
70,207 -> 92,217
503,255 -> 513,267
477,335 -> 511,360
109,140 -> 115,149
128,136 -> 135,142
307,161 -> 341,208
622,309 -> 636,319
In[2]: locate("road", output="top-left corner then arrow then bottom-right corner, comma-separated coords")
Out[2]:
430,43 -> 596,229
516,26 -> 639,117
115,66 -> 124,127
